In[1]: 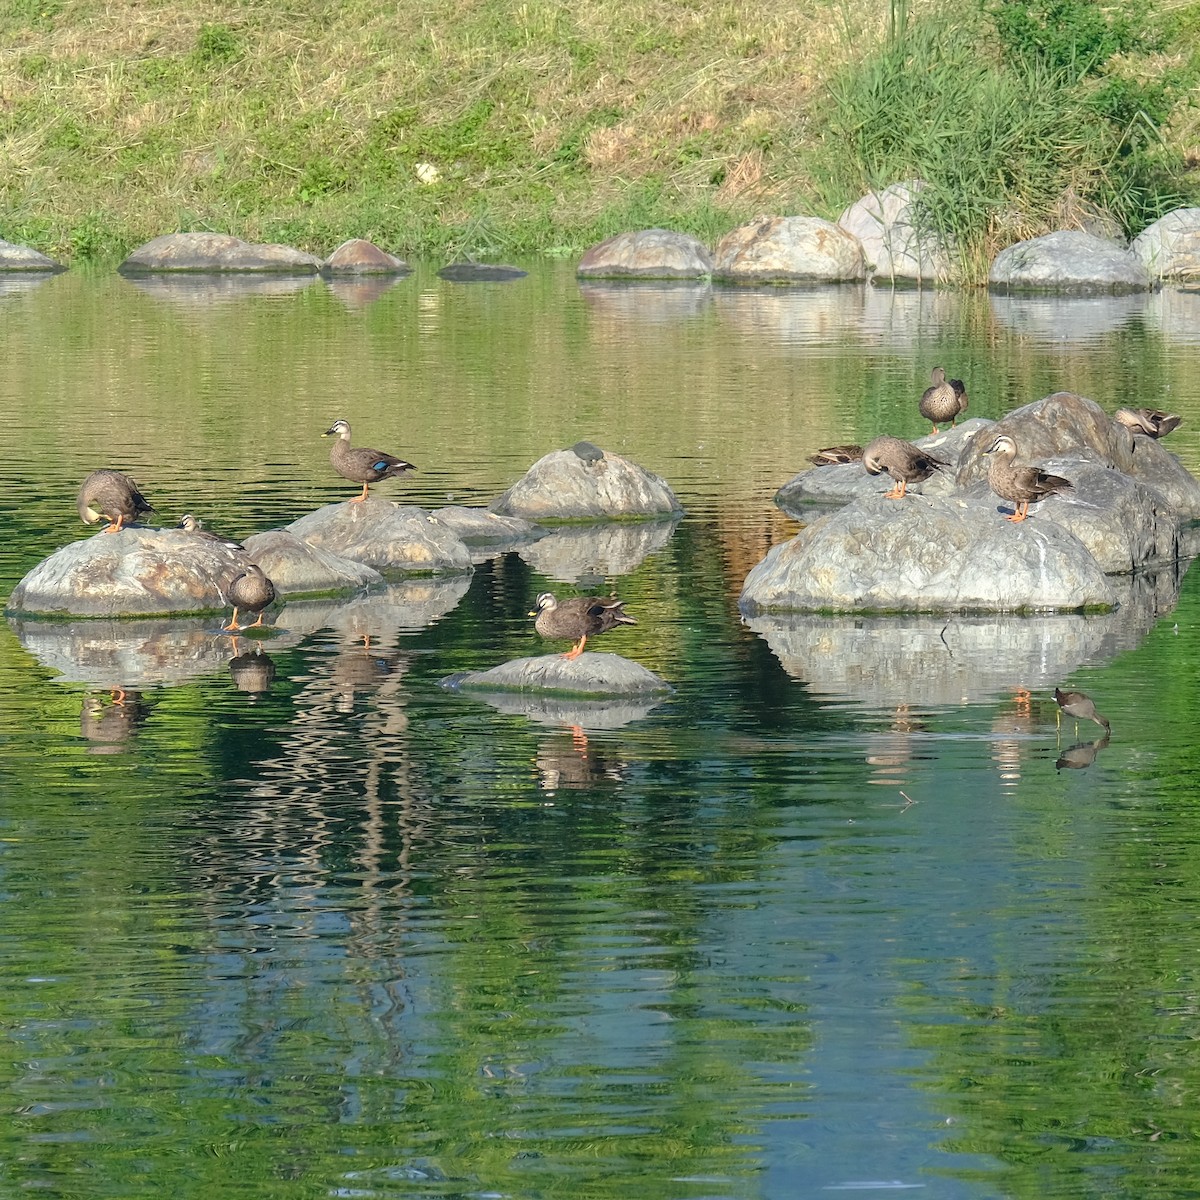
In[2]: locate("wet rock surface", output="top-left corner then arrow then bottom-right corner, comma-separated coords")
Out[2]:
443,652 -> 673,697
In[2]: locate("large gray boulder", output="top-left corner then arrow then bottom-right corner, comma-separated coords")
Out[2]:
577,229 -> 713,279
286,500 -> 472,574
519,518 -> 679,582
429,506 -> 542,545
713,216 -> 866,284
0,238 -> 64,272
837,181 -> 951,284
443,652 -> 672,697
7,527 -> 256,617
323,239 -> 411,275
740,493 -> 1115,614
989,231 -> 1151,294
1130,208 -> 1200,282
491,444 -> 683,521
242,528 -> 383,594
119,232 -> 323,274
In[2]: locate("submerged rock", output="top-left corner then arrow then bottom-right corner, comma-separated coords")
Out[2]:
740,493 -> 1115,614
988,231 -> 1151,294
577,229 -> 713,279
286,500 -> 472,574
491,446 -> 683,521
7,527 -> 255,617
242,528 -> 383,594
444,652 -> 672,697
119,232 -> 323,274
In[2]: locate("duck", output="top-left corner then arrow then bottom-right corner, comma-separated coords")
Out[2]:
323,419 -> 416,502
77,469 -> 154,533
223,564 -> 277,632
862,435 -> 949,498
1053,687 -> 1111,734
177,514 -> 244,550
1114,407 -> 1182,440
532,592 -> 637,660
981,434 -> 1072,522
808,444 -> 864,467
919,366 -> 968,434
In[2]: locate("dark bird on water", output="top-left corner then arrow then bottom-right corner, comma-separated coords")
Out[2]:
862,435 -> 949,499
919,366 -> 968,434
323,419 -> 416,502
982,433 -> 1072,522
1054,687 -> 1111,734
77,469 -> 154,533
532,592 -> 637,660
223,563 -> 277,633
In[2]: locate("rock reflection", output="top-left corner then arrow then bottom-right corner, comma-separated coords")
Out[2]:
864,705 -> 931,788
744,569 -> 1178,708
1146,287 -> 1200,345
577,281 -> 714,324
80,690 -> 150,753
1056,735 -> 1111,771
8,615 -> 289,690
121,273 -> 319,305
324,276 -> 405,309
519,518 -> 679,583
0,272 -> 60,299
988,292 -> 1148,340
990,690 -> 1040,790
465,690 -> 663,732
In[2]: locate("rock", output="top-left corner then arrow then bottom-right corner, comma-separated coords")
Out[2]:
437,262 -> 527,281
491,446 -> 683,521
242,528 -> 383,594
1123,436 -> 1200,519
1130,208 -> 1200,282
119,232 -> 323,274
988,230 -> 1152,294
323,239 -> 411,274
7,615 -> 280,689
429,506 -> 541,545
837,181 -> 951,284
519,518 -> 680,582
713,215 -> 866,284
776,420 -> 990,511
739,493 -> 1115,614
0,238 -> 65,272
7,527 -> 257,617
443,652 -> 672,697
577,229 -> 713,279
962,457 -> 1181,573
286,499 -> 473,574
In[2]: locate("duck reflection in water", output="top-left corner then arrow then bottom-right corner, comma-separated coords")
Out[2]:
1056,735 -> 1111,771
536,729 -> 627,793
80,689 -> 149,753
864,705 -> 930,787
229,644 -> 276,700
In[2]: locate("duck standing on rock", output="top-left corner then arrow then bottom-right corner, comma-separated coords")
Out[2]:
862,436 -> 949,499
1115,407 -> 1182,441
919,367 -> 968,434
77,469 -> 154,533
323,419 -> 416,502
223,563 -> 277,633
982,433 -> 1072,523
532,592 -> 637,660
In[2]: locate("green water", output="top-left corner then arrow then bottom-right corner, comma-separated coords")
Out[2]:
3,265 -> 1200,1199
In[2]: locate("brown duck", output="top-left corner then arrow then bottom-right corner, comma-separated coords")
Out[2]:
223,564 -> 277,632
178,514 -> 244,550
808,444 -> 864,467
1054,687 -> 1110,734
323,419 -> 416,502
862,435 -> 949,498
77,469 -> 154,533
982,434 -> 1072,522
532,592 -> 636,659
1114,407 -> 1182,440
918,366 -> 968,434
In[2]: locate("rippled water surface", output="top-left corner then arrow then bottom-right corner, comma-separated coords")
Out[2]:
4,265 -> 1200,1199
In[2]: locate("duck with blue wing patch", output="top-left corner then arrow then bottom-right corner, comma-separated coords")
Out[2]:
323,419 -> 416,502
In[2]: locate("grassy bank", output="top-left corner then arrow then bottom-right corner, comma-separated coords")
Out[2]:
1,0 -> 1197,275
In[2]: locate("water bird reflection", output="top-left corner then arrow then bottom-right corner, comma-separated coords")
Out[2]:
229,646 -> 276,699
1056,735 -> 1111,771
80,689 -> 149,753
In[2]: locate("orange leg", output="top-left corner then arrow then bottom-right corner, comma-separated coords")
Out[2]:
222,607 -> 242,632
883,479 -> 908,499
349,482 -> 370,503
929,424 -> 939,435
102,514 -> 126,533
246,613 -> 266,628
1005,500 -> 1029,523
562,635 -> 587,660
111,687 -> 127,705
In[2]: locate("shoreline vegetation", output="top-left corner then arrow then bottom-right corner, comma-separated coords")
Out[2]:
2,0 -> 1197,281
